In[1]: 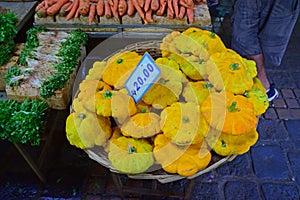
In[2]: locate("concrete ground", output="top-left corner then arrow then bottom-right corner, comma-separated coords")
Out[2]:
1,1 -> 300,199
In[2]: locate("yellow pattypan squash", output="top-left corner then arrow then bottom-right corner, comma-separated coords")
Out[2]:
160,102 -> 208,145
65,111 -> 112,149
244,78 -> 269,116
85,61 -> 107,80
108,136 -> 154,174
111,88 -> 137,124
78,79 -> 111,101
182,80 -> 215,106
155,57 -> 180,70
205,128 -> 259,156
208,49 -> 256,94
142,64 -> 185,109
104,126 -> 123,152
121,111 -> 161,138
102,51 -> 142,88
182,27 -> 227,55
160,31 -> 210,61
168,53 -> 212,81
201,91 -> 258,135
153,134 -> 211,177
72,97 -> 87,113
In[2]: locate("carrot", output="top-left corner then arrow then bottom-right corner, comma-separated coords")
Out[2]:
65,1 -> 74,11
118,0 -> 127,16
144,9 -> 153,23
132,0 -> 145,21
66,0 -> 79,20
89,3 -> 96,25
36,1 -> 46,11
45,0 -> 57,8
173,0 -> 179,18
167,0 -> 174,18
178,5 -> 186,19
90,0 -> 98,2
104,1 -> 112,18
58,1 -> 72,16
167,0 -> 174,13
47,0 -> 70,16
167,4 -> 174,19
150,0 -> 159,11
108,0 -> 114,6
97,0 -> 104,16
156,0 -> 166,16
127,0 -> 135,16
144,0 -> 151,12
186,0 -> 194,23
179,0 -> 196,9
75,7 -> 80,17
137,0 -> 144,7
110,0 -> 119,18
36,7 -> 47,18
78,0 -> 90,15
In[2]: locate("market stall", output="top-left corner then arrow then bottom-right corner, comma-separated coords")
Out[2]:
1,0 -> 269,198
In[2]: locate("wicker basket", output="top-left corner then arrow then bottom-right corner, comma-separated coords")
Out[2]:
73,40 -> 238,184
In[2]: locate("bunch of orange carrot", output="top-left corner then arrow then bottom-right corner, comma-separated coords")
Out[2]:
35,0 -> 207,24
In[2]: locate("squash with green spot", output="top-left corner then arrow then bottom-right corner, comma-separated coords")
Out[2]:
153,134 -> 211,176
108,136 -> 154,174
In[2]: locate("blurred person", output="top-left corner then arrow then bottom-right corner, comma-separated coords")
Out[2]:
231,0 -> 300,101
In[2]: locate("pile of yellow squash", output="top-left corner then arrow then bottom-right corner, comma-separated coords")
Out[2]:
65,27 -> 269,177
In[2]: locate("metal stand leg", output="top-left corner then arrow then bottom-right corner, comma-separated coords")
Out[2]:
111,172 -> 125,199
13,143 -> 46,183
184,179 -> 195,200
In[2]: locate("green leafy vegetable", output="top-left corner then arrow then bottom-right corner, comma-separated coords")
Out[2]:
0,100 -> 48,146
0,11 -> 18,65
4,65 -> 21,86
0,11 -> 18,43
40,29 -> 87,99
19,27 -> 44,66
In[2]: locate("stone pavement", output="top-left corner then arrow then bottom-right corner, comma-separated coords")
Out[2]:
1,1 -> 300,199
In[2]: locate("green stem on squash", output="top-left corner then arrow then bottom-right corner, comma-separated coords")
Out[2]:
203,82 -> 213,89
183,116 -> 189,123
141,108 -> 147,113
117,58 -> 123,64
102,90 -> 113,98
229,63 -> 239,70
78,114 -> 87,119
227,101 -> 237,112
221,140 -> 226,147
209,33 -> 216,38
128,145 -> 137,154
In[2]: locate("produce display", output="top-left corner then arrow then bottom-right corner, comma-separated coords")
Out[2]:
0,99 -> 48,146
0,10 -> 19,90
66,27 -> 269,178
4,28 -> 88,109
34,0 -> 210,28
0,11 -> 17,66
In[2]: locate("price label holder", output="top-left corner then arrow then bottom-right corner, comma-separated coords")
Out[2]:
125,52 -> 161,103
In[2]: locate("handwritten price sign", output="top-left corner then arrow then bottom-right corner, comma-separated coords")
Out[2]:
125,52 -> 161,103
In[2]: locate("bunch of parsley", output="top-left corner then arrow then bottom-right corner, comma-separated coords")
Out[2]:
0,100 -> 48,146
40,29 -> 88,99
0,11 -> 18,66
19,26 -> 44,66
